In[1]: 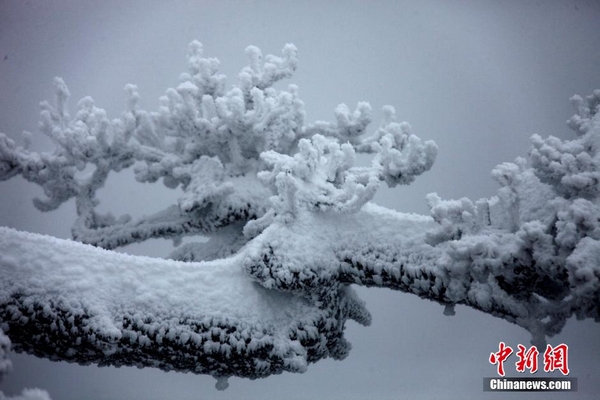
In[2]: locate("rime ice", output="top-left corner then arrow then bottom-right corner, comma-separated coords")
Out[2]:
0,42 -> 599,387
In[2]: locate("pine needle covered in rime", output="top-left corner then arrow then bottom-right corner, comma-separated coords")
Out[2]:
0,41 -> 599,389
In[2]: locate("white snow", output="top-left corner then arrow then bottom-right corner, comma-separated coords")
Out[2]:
1,39 -> 600,389
0,226 -> 316,338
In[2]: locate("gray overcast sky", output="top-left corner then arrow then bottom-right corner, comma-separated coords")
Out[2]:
1,1 -> 600,399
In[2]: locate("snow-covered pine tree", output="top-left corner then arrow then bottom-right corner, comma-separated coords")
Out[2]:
0,41 -> 599,390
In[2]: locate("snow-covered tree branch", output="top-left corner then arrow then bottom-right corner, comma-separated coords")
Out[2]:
0,41 -> 599,389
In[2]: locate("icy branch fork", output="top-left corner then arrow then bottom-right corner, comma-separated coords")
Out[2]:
1,41 -> 600,387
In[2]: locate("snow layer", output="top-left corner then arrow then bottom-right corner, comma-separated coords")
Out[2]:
0,227 -> 365,382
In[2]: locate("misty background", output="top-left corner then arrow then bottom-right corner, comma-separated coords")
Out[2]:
1,1 -> 599,399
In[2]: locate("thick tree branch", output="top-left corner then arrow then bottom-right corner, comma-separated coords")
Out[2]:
1,41 -> 599,390
0,227 -> 368,389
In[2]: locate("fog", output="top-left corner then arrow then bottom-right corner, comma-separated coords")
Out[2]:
1,1 -> 599,399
